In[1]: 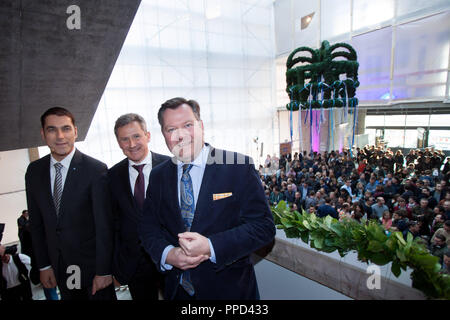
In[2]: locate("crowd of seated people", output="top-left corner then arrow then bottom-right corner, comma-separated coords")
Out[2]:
260,146 -> 450,273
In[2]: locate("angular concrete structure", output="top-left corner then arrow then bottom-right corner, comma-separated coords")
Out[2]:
0,0 -> 141,151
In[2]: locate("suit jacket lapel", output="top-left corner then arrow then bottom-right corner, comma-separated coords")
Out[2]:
41,155 -> 57,217
167,160 -> 186,232
118,158 -> 138,212
190,147 -> 217,231
151,151 -> 161,168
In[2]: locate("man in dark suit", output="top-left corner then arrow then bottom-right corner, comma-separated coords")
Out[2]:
317,197 -> 338,219
298,182 -> 312,209
25,107 -> 115,300
17,210 -> 32,258
139,97 -> 275,300
108,113 -> 169,300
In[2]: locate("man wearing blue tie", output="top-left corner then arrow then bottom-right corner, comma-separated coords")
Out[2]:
139,97 -> 275,300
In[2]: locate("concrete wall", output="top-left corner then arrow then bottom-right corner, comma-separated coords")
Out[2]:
254,256 -> 352,300
254,230 -> 426,300
0,0 -> 141,152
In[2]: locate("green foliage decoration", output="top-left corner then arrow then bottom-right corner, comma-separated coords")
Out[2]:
285,40 -> 359,111
272,201 -> 450,299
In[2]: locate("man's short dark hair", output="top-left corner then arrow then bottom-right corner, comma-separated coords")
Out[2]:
395,210 -> 406,217
40,107 -> 75,128
158,97 -> 201,126
408,221 -> 418,228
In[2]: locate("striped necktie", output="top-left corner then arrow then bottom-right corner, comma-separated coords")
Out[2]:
53,163 -> 63,215
179,164 -> 195,296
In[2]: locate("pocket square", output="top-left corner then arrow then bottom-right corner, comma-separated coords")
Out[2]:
213,192 -> 232,201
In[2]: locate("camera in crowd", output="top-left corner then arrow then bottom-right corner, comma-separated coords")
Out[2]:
3,245 -> 18,256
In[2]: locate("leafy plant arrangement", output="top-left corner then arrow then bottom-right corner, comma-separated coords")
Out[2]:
285,40 -> 359,111
272,201 -> 450,299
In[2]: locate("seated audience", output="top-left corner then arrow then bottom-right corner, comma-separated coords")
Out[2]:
261,146 -> 449,255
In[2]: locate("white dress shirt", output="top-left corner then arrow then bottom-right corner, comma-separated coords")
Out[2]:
2,254 -> 31,289
50,147 -> 76,194
128,151 -> 153,195
176,145 -> 209,209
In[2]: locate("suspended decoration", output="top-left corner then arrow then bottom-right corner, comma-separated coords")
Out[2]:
285,40 -> 359,110
284,40 -> 360,153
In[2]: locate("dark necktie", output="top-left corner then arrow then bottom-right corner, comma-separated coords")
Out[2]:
133,164 -> 146,210
179,164 -> 195,296
53,163 -> 63,216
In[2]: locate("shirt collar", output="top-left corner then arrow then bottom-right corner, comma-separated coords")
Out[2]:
50,147 -> 76,169
177,144 -> 210,171
128,151 -> 152,168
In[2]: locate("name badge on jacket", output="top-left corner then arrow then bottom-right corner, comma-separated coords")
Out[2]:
213,192 -> 232,201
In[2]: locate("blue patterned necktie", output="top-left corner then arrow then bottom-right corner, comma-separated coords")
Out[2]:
53,163 -> 63,216
179,164 -> 195,296
180,164 -> 195,230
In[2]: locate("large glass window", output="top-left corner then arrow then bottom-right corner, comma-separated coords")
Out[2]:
384,129 -> 404,148
275,1 -> 450,106
321,0 -> 351,41
74,0 -> 276,168
365,115 -> 386,127
363,113 -> 450,150
352,0 -> 395,32
352,27 -> 392,103
404,115 -> 429,127
404,129 -> 421,148
392,12 -> 450,101
429,130 -> 450,150
430,114 -> 450,127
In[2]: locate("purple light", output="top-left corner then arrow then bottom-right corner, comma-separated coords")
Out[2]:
312,110 -> 320,152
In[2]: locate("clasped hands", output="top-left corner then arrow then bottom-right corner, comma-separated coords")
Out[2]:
166,232 -> 211,270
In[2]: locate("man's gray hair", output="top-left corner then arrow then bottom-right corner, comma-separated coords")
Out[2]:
114,113 -> 147,137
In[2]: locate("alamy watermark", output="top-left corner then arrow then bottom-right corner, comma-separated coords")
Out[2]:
366,265 -> 381,290
168,124 -> 255,166
66,265 -> 81,290
66,5 -> 81,30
